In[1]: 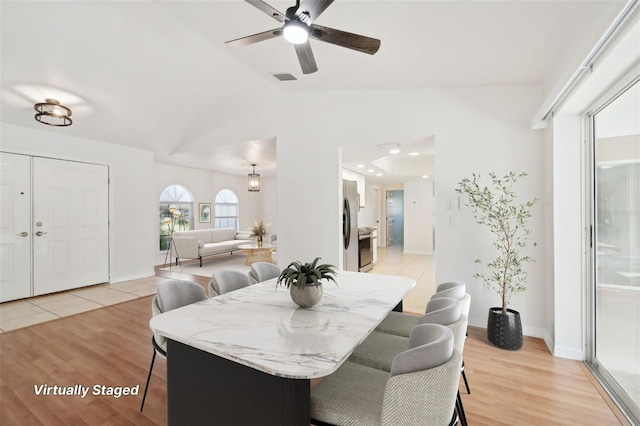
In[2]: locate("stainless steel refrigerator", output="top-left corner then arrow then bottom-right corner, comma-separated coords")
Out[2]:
343,179 -> 359,271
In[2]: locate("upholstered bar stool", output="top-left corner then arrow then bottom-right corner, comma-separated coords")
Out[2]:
247,261 -> 280,284
311,324 -> 461,426
208,270 -> 250,297
140,280 -> 206,412
349,297 -> 469,426
349,297 -> 463,371
432,282 -> 472,394
376,281 -> 466,337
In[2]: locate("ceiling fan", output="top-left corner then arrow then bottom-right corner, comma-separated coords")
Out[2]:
226,0 -> 381,74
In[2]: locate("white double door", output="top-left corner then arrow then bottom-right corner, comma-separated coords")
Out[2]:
0,153 -> 109,302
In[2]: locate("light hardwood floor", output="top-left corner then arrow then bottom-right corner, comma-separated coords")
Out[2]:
0,246 -> 631,425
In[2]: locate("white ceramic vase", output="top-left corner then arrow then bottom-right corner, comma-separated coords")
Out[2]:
289,284 -> 323,308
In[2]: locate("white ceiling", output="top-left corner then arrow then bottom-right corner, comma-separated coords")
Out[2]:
0,0 -> 624,183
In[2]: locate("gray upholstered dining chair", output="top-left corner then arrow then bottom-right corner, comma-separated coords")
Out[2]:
208,270 -> 250,297
140,280 -> 206,412
432,281 -> 471,318
432,281 -> 472,395
376,290 -> 463,337
247,262 -> 280,284
349,297 -> 464,371
311,324 -> 461,426
349,296 -> 469,426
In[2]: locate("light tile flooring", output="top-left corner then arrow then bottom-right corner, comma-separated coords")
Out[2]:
371,244 -> 434,314
0,244 -> 431,333
0,275 -> 174,332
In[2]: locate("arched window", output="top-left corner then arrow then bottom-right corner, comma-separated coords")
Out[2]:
159,184 -> 194,251
214,189 -> 239,230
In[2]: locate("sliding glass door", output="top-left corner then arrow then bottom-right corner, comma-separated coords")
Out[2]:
590,79 -> 640,422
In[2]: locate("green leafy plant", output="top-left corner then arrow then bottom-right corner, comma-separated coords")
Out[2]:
456,172 -> 538,315
277,257 -> 338,289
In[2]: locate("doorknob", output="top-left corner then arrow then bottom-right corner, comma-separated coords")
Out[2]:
17,232 -> 28,237
35,231 -> 48,236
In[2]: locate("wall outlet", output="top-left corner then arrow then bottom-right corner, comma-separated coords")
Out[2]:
449,215 -> 457,227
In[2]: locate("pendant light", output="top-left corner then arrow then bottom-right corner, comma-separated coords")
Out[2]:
248,164 -> 260,192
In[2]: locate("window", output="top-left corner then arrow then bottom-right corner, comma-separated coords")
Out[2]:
159,184 -> 194,251
214,189 -> 239,230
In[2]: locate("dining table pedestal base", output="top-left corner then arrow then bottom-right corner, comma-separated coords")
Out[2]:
167,339 -> 310,426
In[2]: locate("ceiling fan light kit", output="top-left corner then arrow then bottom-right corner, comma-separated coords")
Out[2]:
226,0 -> 381,74
34,98 -> 72,126
283,20 -> 309,44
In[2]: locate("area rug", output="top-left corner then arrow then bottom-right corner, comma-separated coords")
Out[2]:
160,253 -> 251,278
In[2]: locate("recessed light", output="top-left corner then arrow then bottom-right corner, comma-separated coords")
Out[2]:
356,164 -> 365,168
389,149 -> 400,154
376,173 -> 383,176
367,169 -> 374,173
422,175 -> 429,178
408,152 -> 419,156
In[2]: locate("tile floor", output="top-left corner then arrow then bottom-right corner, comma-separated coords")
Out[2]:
0,275 -> 173,333
371,244 -> 435,314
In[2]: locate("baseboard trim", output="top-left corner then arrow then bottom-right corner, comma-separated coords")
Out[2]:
553,345 -> 584,360
109,271 -> 156,284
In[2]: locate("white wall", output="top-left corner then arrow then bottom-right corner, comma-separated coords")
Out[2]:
275,86 -> 547,339
404,180 -> 434,255
0,123 -> 156,282
437,87 -> 546,339
260,176 -> 278,236
550,114 -> 585,359
153,162 -> 274,265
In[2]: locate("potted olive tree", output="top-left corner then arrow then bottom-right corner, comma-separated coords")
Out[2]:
456,172 -> 537,350
277,257 -> 337,308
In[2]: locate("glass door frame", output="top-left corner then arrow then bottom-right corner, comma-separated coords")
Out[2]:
585,70 -> 640,424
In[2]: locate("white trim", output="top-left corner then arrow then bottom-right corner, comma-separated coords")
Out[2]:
553,345 -> 584,361
108,272 -> 157,284
531,0 -> 640,127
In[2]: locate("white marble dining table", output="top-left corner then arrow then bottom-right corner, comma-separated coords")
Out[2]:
150,270 -> 415,425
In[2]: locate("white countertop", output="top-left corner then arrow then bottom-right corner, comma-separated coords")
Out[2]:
149,271 -> 415,379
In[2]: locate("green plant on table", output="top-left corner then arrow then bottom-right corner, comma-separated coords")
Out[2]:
277,257 -> 338,289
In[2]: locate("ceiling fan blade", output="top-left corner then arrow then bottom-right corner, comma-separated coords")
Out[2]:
226,28 -> 283,47
294,42 -> 318,74
310,24 -> 380,55
296,0 -> 334,23
245,0 -> 286,22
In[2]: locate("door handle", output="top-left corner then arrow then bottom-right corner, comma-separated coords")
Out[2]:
17,232 -> 28,237
35,231 -> 48,237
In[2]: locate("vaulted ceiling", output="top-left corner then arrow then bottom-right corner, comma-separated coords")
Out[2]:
0,1 -> 625,182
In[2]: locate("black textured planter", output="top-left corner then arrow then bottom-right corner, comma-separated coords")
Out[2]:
487,308 -> 523,350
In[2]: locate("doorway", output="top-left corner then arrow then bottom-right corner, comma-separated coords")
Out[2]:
0,153 -> 109,302
385,189 -> 404,247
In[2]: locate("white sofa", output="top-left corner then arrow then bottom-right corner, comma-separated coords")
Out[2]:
170,228 -> 253,267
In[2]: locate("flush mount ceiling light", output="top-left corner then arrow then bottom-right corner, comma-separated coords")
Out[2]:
389,149 -> 400,154
248,164 -> 260,192
34,98 -> 72,126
